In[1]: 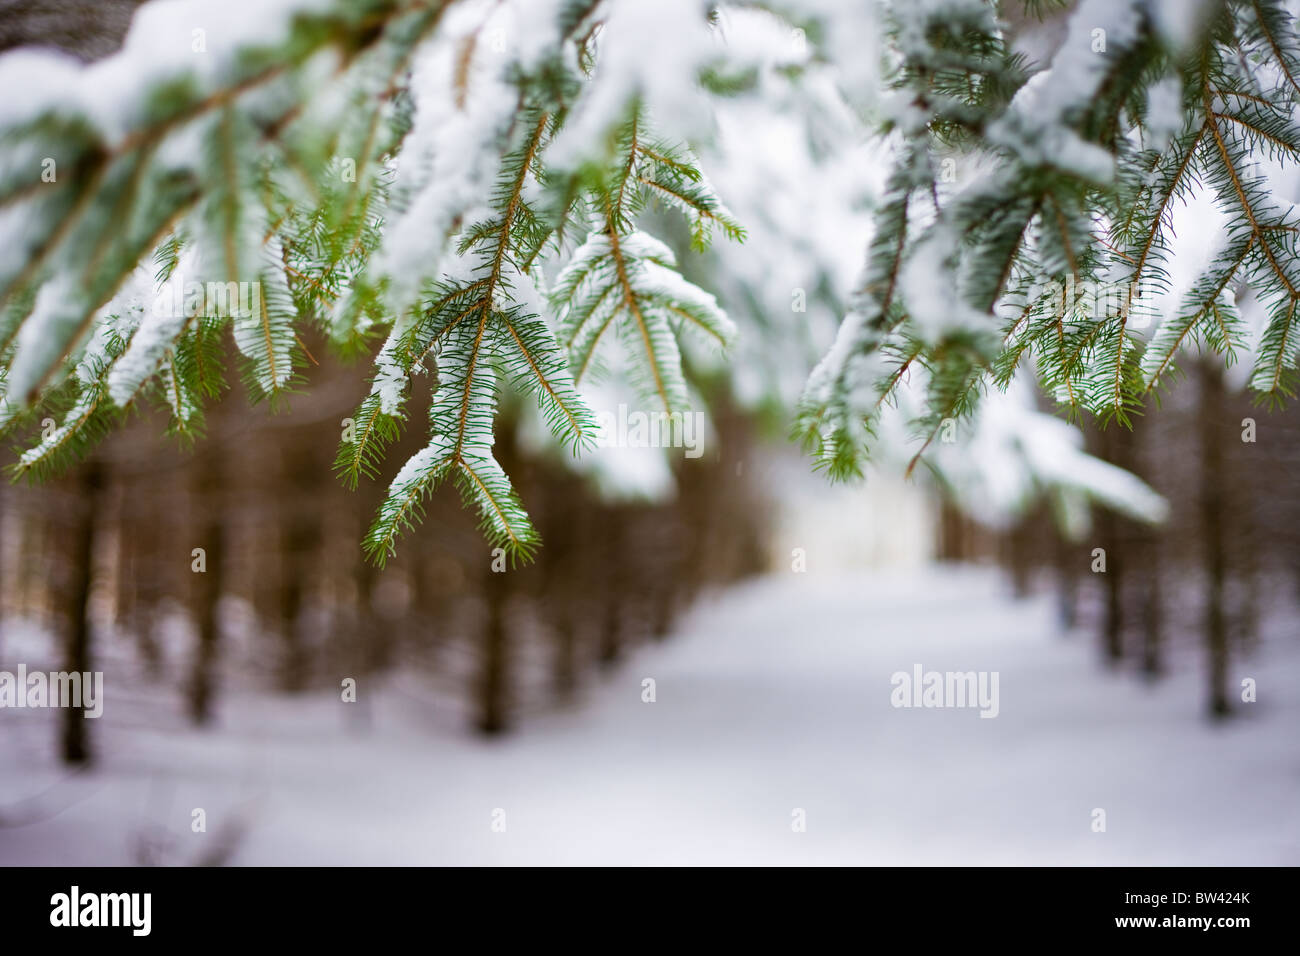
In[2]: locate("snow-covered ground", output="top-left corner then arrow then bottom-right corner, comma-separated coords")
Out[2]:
2,566 -> 1297,866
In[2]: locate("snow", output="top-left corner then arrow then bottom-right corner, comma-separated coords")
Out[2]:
372,0 -> 521,314
547,0 -> 719,171
507,0 -> 577,74
1146,0 -> 1223,54
1,565 -> 1295,865
550,363 -> 680,504
637,263 -> 736,344
555,232 -> 613,290
1007,0 -> 1143,126
982,0 -> 1149,183
951,381 -> 1169,528
871,373 -> 1168,531
800,306 -> 890,430
900,224 -> 992,341
105,258 -> 198,407
1144,76 -> 1184,154
379,440 -> 444,508
0,0 -> 337,143
230,239 -> 294,396
501,263 -> 548,330
696,8 -> 878,412
618,232 -> 676,266
17,314 -> 131,468
4,277 -> 80,404
369,316 -> 416,417
1135,187 -> 1235,382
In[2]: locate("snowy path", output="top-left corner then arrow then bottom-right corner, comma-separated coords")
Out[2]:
2,567 -> 1298,865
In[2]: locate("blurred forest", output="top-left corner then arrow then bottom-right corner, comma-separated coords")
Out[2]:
0,0 -> 1297,774
2,342 -> 1297,764
0,333 -> 769,755
946,362 -> 1300,715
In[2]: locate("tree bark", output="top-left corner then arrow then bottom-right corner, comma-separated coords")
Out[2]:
597,510 -> 623,667
1052,525 -> 1079,631
188,450 -> 224,725
1006,513 -> 1034,598
61,460 -> 102,765
1098,426 -> 1124,665
1199,360 -> 1231,717
1140,531 -> 1163,680
477,567 -> 510,734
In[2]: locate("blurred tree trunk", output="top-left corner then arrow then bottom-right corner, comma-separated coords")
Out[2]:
544,480 -> 583,702
1006,512 -> 1034,598
0,486 -> 7,635
17,507 -> 51,624
1053,525 -> 1079,631
278,519 -> 309,691
1140,531 -> 1163,679
551,603 -> 578,701
277,451 -> 322,693
598,511 -> 623,667
1098,426 -> 1125,665
188,449 -> 224,725
1234,485 -> 1259,656
1199,360 -> 1231,717
937,498 -> 970,562
477,567 -> 510,734
1136,420 -> 1163,680
110,483 -> 135,633
355,547 -> 383,672
1100,517 -> 1123,664
649,510 -> 683,639
61,460 -> 102,765
116,479 -> 161,676
336,513 -> 376,734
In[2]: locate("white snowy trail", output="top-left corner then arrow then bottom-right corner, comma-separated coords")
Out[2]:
1,566 -> 1297,865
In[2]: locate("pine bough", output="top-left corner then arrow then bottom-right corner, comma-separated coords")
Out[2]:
799,0 -> 1300,479
0,0 -> 1297,560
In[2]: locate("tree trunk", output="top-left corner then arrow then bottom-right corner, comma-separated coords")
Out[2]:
62,461 -> 102,765
1199,360 -> 1231,717
0,484 -> 6,625
116,482 -> 161,677
477,568 -> 510,734
1053,525 -> 1079,631
597,510 -> 623,667
1098,426 -> 1124,665
1234,488 -> 1259,657
1140,531 -> 1163,680
188,451 -> 224,725
1006,514 -> 1034,598
278,521 -> 308,692
17,509 -> 51,625
277,455 -> 321,693
552,609 -> 578,702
